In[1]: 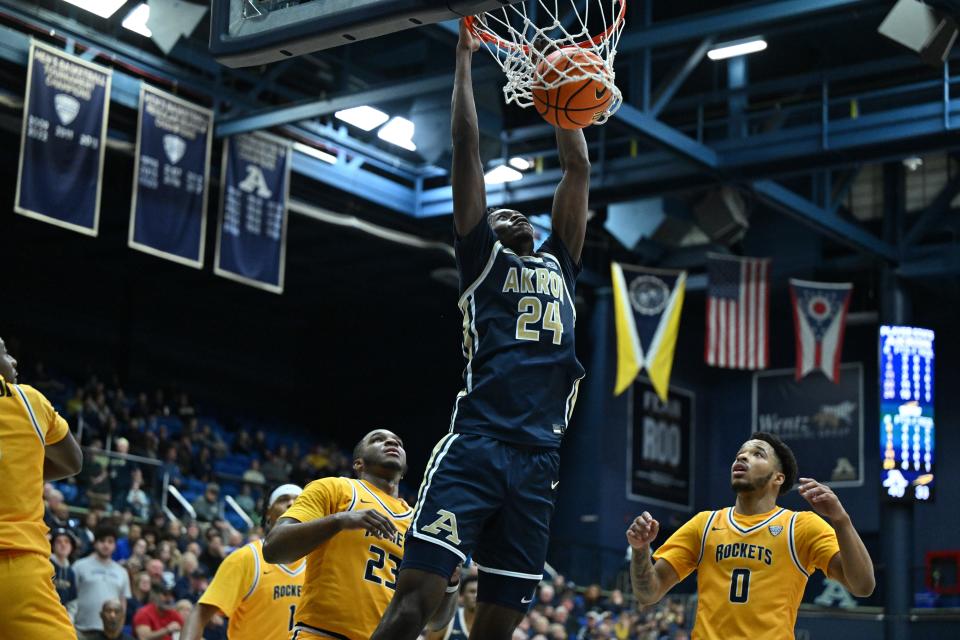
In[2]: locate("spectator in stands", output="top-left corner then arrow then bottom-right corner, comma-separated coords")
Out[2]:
178,569 -> 209,604
50,527 -> 78,611
242,458 -> 266,485
44,487 -> 67,527
110,437 -> 134,507
191,483 -> 220,522
253,429 -> 267,452
128,537 -> 149,570
74,525 -> 132,638
78,510 -> 100,556
85,599 -> 135,640
234,483 -> 257,516
198,528 -> 226,575
86,463 -> 113,510
174,553 -> 201,601
125,468 -> 150,520
232,429 -> 252,455
146,558 -> 166,584
133,577 -> 184,640
126,571 -> 152,628
176,393 -> 195,421
161,447 -> 183,489
261,451 -> 290,485
191,446 -> 214,482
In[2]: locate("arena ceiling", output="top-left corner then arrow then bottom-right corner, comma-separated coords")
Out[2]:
1,0 -> 959,293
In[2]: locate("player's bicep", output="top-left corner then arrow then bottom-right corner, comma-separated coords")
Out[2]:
44,431 -> 83,480
826,551 -> 848,584
550,167 -> 589,263
452,141 -> 487,237
653,557 -> 682,596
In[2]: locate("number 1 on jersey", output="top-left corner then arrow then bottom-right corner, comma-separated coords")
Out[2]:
516,296 -> 563,345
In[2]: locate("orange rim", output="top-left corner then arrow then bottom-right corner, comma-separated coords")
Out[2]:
464,0 -> 626,55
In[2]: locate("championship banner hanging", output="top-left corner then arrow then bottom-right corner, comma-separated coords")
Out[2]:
611,263 -> 686,402
128,84 -> 213,268
214,132 -> 291,294
15,40 -> 111,236
627,377 -> 695,510
752,363 -> 864,487
789,279 -> 853,382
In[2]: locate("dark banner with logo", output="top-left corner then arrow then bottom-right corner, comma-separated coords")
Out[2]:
129,84 -> 213,267
627,378 -> 695,510
752,363 -> 863,487
15,40 -> 111,235
214,132 -> 290,293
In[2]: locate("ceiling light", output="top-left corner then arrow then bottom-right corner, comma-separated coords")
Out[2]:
293,142 -> 336,165
707,37 -> 767,61
509,156 -> 532,171
377,116 -> 416,151
484,165 -> 523,185
122,3 -> 151,37
335,106 -> 390,132
62,0 -> 128,19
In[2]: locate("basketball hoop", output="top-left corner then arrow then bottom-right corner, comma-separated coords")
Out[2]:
465,0 -> 626,124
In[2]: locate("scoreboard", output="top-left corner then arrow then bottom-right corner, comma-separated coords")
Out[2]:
880,325 -> 935,502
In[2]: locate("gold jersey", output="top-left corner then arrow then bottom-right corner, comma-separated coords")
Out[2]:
282,477 -> 412,640
199,538 -> 305,640
654,506 -> 840,640
0,376 -> 69,556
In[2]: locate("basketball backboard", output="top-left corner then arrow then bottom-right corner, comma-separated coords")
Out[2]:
209,0 -> 524,68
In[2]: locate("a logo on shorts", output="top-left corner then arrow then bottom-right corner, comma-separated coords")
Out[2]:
421,509 -> 461,545
521,595 -> 534,604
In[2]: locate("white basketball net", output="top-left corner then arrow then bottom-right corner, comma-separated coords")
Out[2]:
467,0 -> 626,124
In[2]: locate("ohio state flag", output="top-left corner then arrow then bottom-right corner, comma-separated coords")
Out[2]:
789,279 -> 853,382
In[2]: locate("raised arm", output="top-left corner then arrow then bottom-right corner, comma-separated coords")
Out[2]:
799,478 -> 875,597
550,127 -> 590,262
627,511 -> 681,606
451,19 -> 487,237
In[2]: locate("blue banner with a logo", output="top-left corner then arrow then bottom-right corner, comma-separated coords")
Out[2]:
15,40 -> 111,235
752,363 -> 863,487
128,84 -> 213,267
214,133 -> 290,293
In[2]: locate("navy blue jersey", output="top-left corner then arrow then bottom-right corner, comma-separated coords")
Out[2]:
450,220 -> 585,448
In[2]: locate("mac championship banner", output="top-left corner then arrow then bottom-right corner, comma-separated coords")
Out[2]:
752,363 -> 864,487
214,132 -> 291,294
15,40 -> 111,235
129,84 -> 213,268
627,378 -> 695,510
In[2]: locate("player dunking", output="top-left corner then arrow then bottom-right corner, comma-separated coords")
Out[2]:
182,483 -> 305,640
0,336 -> 84,638
627,432 -> 875,639
262,429 -> 458,639
371,19 -> 589,640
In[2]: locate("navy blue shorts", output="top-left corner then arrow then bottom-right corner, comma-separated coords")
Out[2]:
402,433 -> 559,611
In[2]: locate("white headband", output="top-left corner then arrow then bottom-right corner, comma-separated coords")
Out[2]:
269,484 -> 303,507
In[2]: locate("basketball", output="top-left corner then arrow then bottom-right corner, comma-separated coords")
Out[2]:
532,47 -> 614,130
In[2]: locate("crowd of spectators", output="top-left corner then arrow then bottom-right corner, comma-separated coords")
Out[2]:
36,365 -> 692,639
514,578 -> 691,640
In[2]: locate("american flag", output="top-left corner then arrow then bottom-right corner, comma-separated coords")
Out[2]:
705,254 -> 770,369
